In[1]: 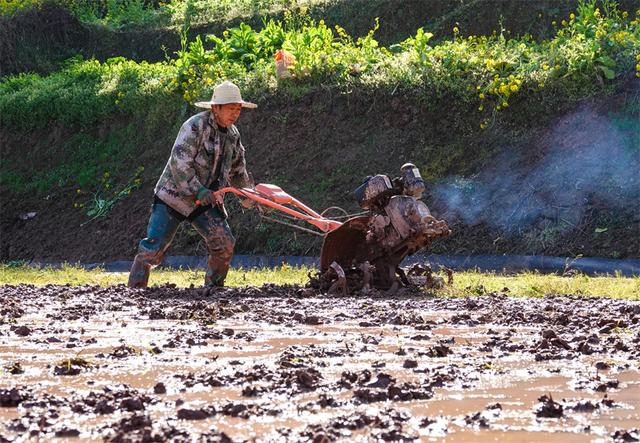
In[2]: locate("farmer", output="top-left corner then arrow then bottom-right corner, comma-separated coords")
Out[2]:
128,80 -> 257,288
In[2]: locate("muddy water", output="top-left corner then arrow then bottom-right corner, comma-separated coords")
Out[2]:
1,284 -> 639,441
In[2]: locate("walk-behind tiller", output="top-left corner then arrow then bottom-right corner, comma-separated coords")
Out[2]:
213,163 -> 451,291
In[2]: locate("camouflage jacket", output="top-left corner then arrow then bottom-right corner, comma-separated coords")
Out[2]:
155,111 -> 251,216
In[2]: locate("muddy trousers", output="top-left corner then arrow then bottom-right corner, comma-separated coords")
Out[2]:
128,200 -> 235,288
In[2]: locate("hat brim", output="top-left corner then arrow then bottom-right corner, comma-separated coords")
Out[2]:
194,100 -> 257,109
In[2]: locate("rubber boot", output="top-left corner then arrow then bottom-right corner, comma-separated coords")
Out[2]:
192,206 -> 235,287
127,255 -> 151,288
205,251 -> 233,287
128,199 -> 182,288
128,256 -> 151,288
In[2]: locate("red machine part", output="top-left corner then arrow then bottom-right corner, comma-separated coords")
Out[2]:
214,184 -> 343,233
213,183 -> 450,290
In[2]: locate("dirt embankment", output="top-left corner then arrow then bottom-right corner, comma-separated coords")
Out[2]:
0,283 -> 639,441
1,75 -> 638,263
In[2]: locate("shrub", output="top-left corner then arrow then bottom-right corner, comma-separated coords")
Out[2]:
1,0 -> 637,131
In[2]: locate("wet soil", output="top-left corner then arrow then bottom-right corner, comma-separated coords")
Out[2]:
1,283 -> 639,441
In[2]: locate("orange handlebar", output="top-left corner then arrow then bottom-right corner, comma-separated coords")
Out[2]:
214,184 -> 343,233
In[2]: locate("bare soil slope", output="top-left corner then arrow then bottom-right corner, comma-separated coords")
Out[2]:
1,76 -> 638,263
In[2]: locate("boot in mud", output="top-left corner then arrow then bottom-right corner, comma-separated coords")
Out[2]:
204,253 -> 232,287
191,206 -> 235,288
128,256 -> 151,288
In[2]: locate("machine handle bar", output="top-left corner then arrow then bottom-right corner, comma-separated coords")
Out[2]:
213,184 -> 343,233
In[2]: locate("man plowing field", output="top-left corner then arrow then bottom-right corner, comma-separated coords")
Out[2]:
128,81 -> 257,288
128,81 -> 450,290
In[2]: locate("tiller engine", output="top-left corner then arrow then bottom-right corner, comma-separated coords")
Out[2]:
214,163 -> 450,291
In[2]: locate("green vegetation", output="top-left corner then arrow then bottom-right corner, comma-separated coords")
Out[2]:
0,0 -> 319,28
2,1 -> 638,131
0,59 -> 180,206
0,263 -> 310,288
0,0 -> 638,256
80,166 -> 145,223
0,58 -> 177,131
449,270 -> 640,299
1,264 -> 638,299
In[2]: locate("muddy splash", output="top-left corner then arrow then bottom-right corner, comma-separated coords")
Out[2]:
1,283 -> 639,441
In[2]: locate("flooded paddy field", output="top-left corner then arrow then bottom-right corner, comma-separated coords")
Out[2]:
1,283 -> 639,442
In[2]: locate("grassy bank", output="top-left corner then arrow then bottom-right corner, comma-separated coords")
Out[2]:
2,1 -> 638,192
1,264 -> 638,299
1,0 -> 638,262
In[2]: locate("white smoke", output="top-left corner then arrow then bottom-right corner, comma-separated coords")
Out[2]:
432,103 -> 640,235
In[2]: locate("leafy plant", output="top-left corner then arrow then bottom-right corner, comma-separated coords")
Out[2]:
80,166 -> 144,225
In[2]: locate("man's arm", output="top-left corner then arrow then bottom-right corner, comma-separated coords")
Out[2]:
168,120 -> 206,196
228,140 -> 253,189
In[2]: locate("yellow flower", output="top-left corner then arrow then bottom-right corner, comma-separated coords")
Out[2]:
502,101 -> 508,107
538,82 -> 545,88
510,84 -> 518,92
552,21 -> 557,26
561,20 -> 567,26
569,13 -> 575,20
499,85 -> 508,94
76,188 -> 81,194
74,203 -> 79,208
636,63 -> 640,71
478,105 -> 484,111
479,93 -> 485,99
496,105 -> 502,110
622,11 -> 628,18
103,172 -> 110,178
480,122 -> 487,129
453,26 -> 459,33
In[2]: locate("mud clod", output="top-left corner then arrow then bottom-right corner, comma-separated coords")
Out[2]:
612,429 -> 639,442
536,394 -> 564,418
13,325 -> 32,336
153,383 -> 166,394
403,359 -> 418,369
0,388 -> 25,407
4,361 -> 24,374
177,408 -> 211,420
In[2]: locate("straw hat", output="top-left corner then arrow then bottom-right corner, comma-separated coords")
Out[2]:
194,80 -> 257,109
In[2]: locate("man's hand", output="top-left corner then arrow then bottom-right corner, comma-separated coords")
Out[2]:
240,198 -> 257,209
196,187 -> 218,206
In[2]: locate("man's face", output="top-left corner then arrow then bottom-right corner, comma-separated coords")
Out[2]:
212,103 -> 242,128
